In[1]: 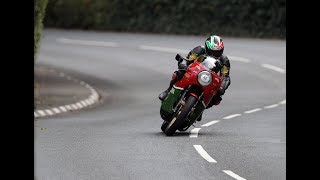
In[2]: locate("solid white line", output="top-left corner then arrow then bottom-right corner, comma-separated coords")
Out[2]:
37,110 -> 46,116
34,112 -> 39,117
228,56 -> 251,63
139,45 -> 189,54
264,104 -> 279,109
59,106 -> 67,112
279,100 -> 286,104
190,128 -> 201,138
52,108 -> 60,114
45,109 -> 54,115
244,108 -> 262,114
201,120 -> 220,127
223,114 -> 241,119
223,170 -> 247,180
261,64 -> 286,74
193,145 -> 217,163
80,81 -> 85,86
57,38 -> 118,47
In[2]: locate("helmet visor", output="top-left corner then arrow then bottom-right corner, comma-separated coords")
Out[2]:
206,48 -> 223,58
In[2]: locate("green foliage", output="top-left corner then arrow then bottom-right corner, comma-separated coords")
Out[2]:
44,0 -> 286,39
34,0 -> 49,61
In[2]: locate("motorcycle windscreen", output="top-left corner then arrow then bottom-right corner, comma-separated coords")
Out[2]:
199,56 -> 221,73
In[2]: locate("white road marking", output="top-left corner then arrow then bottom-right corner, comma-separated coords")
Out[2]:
76,102 -> 83,108
45,109 -> 54,115
59,106 -> 67,112
244,108 -> 262,114
34,67 -> 100,118
57,38 -> 118,47
92,92 -> 99,99
65,105 -> 72,110
264,104 -> 279,109
80,100 -> 87,107
279,100 -> 286,104
223,114 -> 241,119
71,104 -> 78,110
190,128 -> 201,138
139,45 -> 189,54
85,99 -> 92,105
228,56 -> 251,63
193,145 -> 217,163
261,64 -> 286,74
37,110 -> 46,116
223,170 -> 247,180
201,120 -> 220,127
52,108 -> 60,114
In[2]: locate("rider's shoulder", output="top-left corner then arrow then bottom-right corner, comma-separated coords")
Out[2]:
220,54 -> 230,61
191,46 -> 205,53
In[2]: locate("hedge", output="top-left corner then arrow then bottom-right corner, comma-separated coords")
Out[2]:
34,0 -> 49,61
44,0 -> 286,39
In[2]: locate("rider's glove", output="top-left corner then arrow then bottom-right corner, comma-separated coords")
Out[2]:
178,60 -> 188,70
217,87 -> 225,95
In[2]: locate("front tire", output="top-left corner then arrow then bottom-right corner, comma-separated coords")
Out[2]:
161,121 -> 169,132
164,96 -> 197,136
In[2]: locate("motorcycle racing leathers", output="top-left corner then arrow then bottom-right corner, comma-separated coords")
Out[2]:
159,45 -> 231,114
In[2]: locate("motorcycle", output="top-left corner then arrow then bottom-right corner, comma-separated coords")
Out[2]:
160,54 -> 222,136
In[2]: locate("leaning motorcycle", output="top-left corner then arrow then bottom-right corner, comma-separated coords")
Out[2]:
160,54 -> 222,136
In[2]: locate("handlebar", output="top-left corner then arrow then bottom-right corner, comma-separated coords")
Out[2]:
175,54 -> 191,62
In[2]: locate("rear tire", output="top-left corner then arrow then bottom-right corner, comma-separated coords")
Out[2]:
165,96 -> 197,136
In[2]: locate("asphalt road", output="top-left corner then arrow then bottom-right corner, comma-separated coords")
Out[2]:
35,29 -> 286,180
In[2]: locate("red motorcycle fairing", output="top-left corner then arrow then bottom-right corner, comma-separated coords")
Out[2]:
174,61 -> 222,106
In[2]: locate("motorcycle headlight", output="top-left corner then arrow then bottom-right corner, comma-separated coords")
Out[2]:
198,71 -> 212,86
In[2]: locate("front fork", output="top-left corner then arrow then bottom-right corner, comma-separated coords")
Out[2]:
160,85 -> 206,124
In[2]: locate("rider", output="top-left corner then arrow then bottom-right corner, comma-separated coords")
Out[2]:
158,35 -> 231,121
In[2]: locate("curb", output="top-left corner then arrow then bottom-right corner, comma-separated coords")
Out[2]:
34,68 -> 100,119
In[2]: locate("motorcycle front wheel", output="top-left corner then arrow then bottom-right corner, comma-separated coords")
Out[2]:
164,96 -> 197,136
161,121 -> 169,132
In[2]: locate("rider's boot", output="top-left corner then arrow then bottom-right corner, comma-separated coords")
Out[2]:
158,75 -> 178,101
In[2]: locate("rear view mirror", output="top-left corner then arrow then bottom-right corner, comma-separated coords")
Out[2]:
175,54 -> 183,61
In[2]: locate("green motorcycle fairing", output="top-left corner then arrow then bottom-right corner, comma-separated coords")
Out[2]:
161,85 -> 206,124
160,86 -> 183,114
